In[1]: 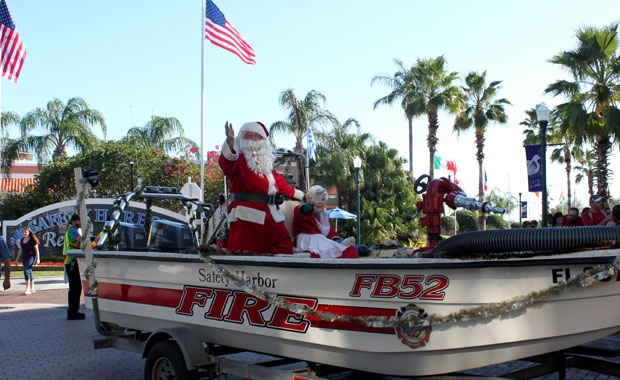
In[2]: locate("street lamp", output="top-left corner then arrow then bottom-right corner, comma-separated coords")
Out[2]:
129,161 -> 135,192
353,156 -> 362,244
536,103 -> 550,227
518,192 -> 522,226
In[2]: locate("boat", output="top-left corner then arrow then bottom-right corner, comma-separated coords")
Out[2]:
69,169 -> 620,377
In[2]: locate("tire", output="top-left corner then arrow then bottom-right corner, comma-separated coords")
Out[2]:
144,340 -> 198,380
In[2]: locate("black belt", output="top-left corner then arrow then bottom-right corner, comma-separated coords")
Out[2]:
231,193 -> 284,205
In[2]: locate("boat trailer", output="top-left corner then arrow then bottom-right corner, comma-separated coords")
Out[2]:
92,326 -> 620,380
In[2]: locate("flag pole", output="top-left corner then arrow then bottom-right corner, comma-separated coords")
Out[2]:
200,0 -> 205,202
305,120 -> 310,192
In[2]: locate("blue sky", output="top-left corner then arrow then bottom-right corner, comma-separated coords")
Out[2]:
3,0 -> 620,220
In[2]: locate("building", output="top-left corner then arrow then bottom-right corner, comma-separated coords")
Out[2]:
0,152 -> 39,193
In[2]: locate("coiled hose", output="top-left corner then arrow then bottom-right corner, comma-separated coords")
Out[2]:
432,226 -> 620,257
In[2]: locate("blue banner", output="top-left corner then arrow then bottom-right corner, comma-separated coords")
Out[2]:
524,145 -> 542,192
521,201 -> 527,219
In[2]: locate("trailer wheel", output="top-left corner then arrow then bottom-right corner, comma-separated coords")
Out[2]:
144,340 -> 198,380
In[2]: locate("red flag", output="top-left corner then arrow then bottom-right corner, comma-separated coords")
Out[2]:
0,0 -> 26,83
446,161 -> 457,173
205,0 -> 256,65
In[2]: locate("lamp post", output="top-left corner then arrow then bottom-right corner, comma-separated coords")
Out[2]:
536,103 -> 550,227
353,156 -> 362,244
129,161 -> 135,192
519,192 -> 522,226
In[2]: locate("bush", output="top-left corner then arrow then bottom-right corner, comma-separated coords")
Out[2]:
441,215 -> 457,233
510,222 -> 521,229
456,210 -> 478,233
486,214 -> 509,230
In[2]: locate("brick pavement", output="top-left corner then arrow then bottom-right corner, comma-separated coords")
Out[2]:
1,285 -> 619,380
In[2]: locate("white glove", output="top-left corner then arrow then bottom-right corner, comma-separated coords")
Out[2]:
342,237 -> 355,247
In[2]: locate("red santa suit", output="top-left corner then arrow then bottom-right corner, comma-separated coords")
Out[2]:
219,124 -> 303,254
293,204 -> 358,258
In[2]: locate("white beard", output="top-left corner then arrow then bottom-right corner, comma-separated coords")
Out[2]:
240,139 -> 275,178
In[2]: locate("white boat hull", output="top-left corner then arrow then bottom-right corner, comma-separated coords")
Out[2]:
76,251 -> 620,376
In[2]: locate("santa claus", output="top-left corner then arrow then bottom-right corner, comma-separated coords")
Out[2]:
293,185 -> 358,258
219,121 -> 304,254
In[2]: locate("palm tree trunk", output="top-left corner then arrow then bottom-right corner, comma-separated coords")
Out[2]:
594,136 -> 611,200
565,156 -> 572,208
427,109 -> 439,179
475,129 -> 486,230
408,116 -> 413,174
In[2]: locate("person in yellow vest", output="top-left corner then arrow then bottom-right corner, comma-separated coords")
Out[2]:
63,214 -> 84,320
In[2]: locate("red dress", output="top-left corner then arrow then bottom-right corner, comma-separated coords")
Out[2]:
219,143 -> 302,254
293,205 -> 358,258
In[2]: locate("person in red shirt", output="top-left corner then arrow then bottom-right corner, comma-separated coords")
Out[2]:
293,185 -> 358,258
564,207 -> 584,227
582,195 -> 612,226
219,121 -> 304,254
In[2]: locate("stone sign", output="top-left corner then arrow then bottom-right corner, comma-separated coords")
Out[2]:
2,199 -> 185,257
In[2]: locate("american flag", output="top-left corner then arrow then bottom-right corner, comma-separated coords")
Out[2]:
205,0 -> 255,65
0,0 -> 25,83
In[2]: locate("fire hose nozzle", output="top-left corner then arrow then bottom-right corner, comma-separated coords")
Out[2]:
453,195 -> 482,210
482,202 -> 505,214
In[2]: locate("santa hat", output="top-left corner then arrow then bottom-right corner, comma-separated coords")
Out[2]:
239,121 -> 269,139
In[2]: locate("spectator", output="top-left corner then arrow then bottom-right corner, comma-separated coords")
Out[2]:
0,235 -> 11,291
582,195 -> 612,226
63,214 -> 85,320
530,220 -> 538,228
522,221 -> 531,228
551,212 -> 565,227
564,207 -> 584,227
581,207 -> 590,217
14,227 -> 40,294
606,205 -> 620,226
547,213 -> 554,226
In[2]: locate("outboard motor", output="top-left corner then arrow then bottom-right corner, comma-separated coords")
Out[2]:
117,222 -> 148,251
148,219 -> 196,252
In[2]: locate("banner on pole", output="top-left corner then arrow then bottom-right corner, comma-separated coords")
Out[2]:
521,201 -> 527,219
524,145 -> 542,192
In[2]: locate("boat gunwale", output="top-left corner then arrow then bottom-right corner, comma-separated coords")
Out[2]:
68,250 -> 619,269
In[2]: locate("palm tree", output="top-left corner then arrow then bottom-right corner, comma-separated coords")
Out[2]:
20,97 -> 106,163
313,118 -> 372,208
406,56 -> 462,178
124,116 -> 198,157
372,59 -> 415,173
545,22 -> 620,201
574,148 -> 596,199
453,71 -> 510,229
270,89 -> 336,154
0,111 -> 21,173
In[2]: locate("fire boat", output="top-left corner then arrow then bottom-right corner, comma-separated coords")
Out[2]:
68,168 -> 620,379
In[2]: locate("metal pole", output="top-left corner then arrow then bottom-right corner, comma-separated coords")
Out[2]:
129,161 -> 134,192
356,167 -> 361,244
539,120 -> 548,227
519,192 -> 522,226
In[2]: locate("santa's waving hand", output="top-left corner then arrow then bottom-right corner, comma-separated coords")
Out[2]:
219,121 -> 304,255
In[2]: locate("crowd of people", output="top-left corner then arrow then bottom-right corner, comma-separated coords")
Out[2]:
522,195 -> 620,228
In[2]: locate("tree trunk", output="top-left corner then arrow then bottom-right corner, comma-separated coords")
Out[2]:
475,129 -> 486,230
427,109 -> 439,179
408,116 -> 413,174
594,136 -> 611,200
565,153 -> 572,208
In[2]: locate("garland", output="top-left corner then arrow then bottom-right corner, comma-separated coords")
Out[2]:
198,247 -> 620,329
75,181 -> 98,295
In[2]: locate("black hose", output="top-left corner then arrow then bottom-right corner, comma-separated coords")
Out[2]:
432,226 -> 620,257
